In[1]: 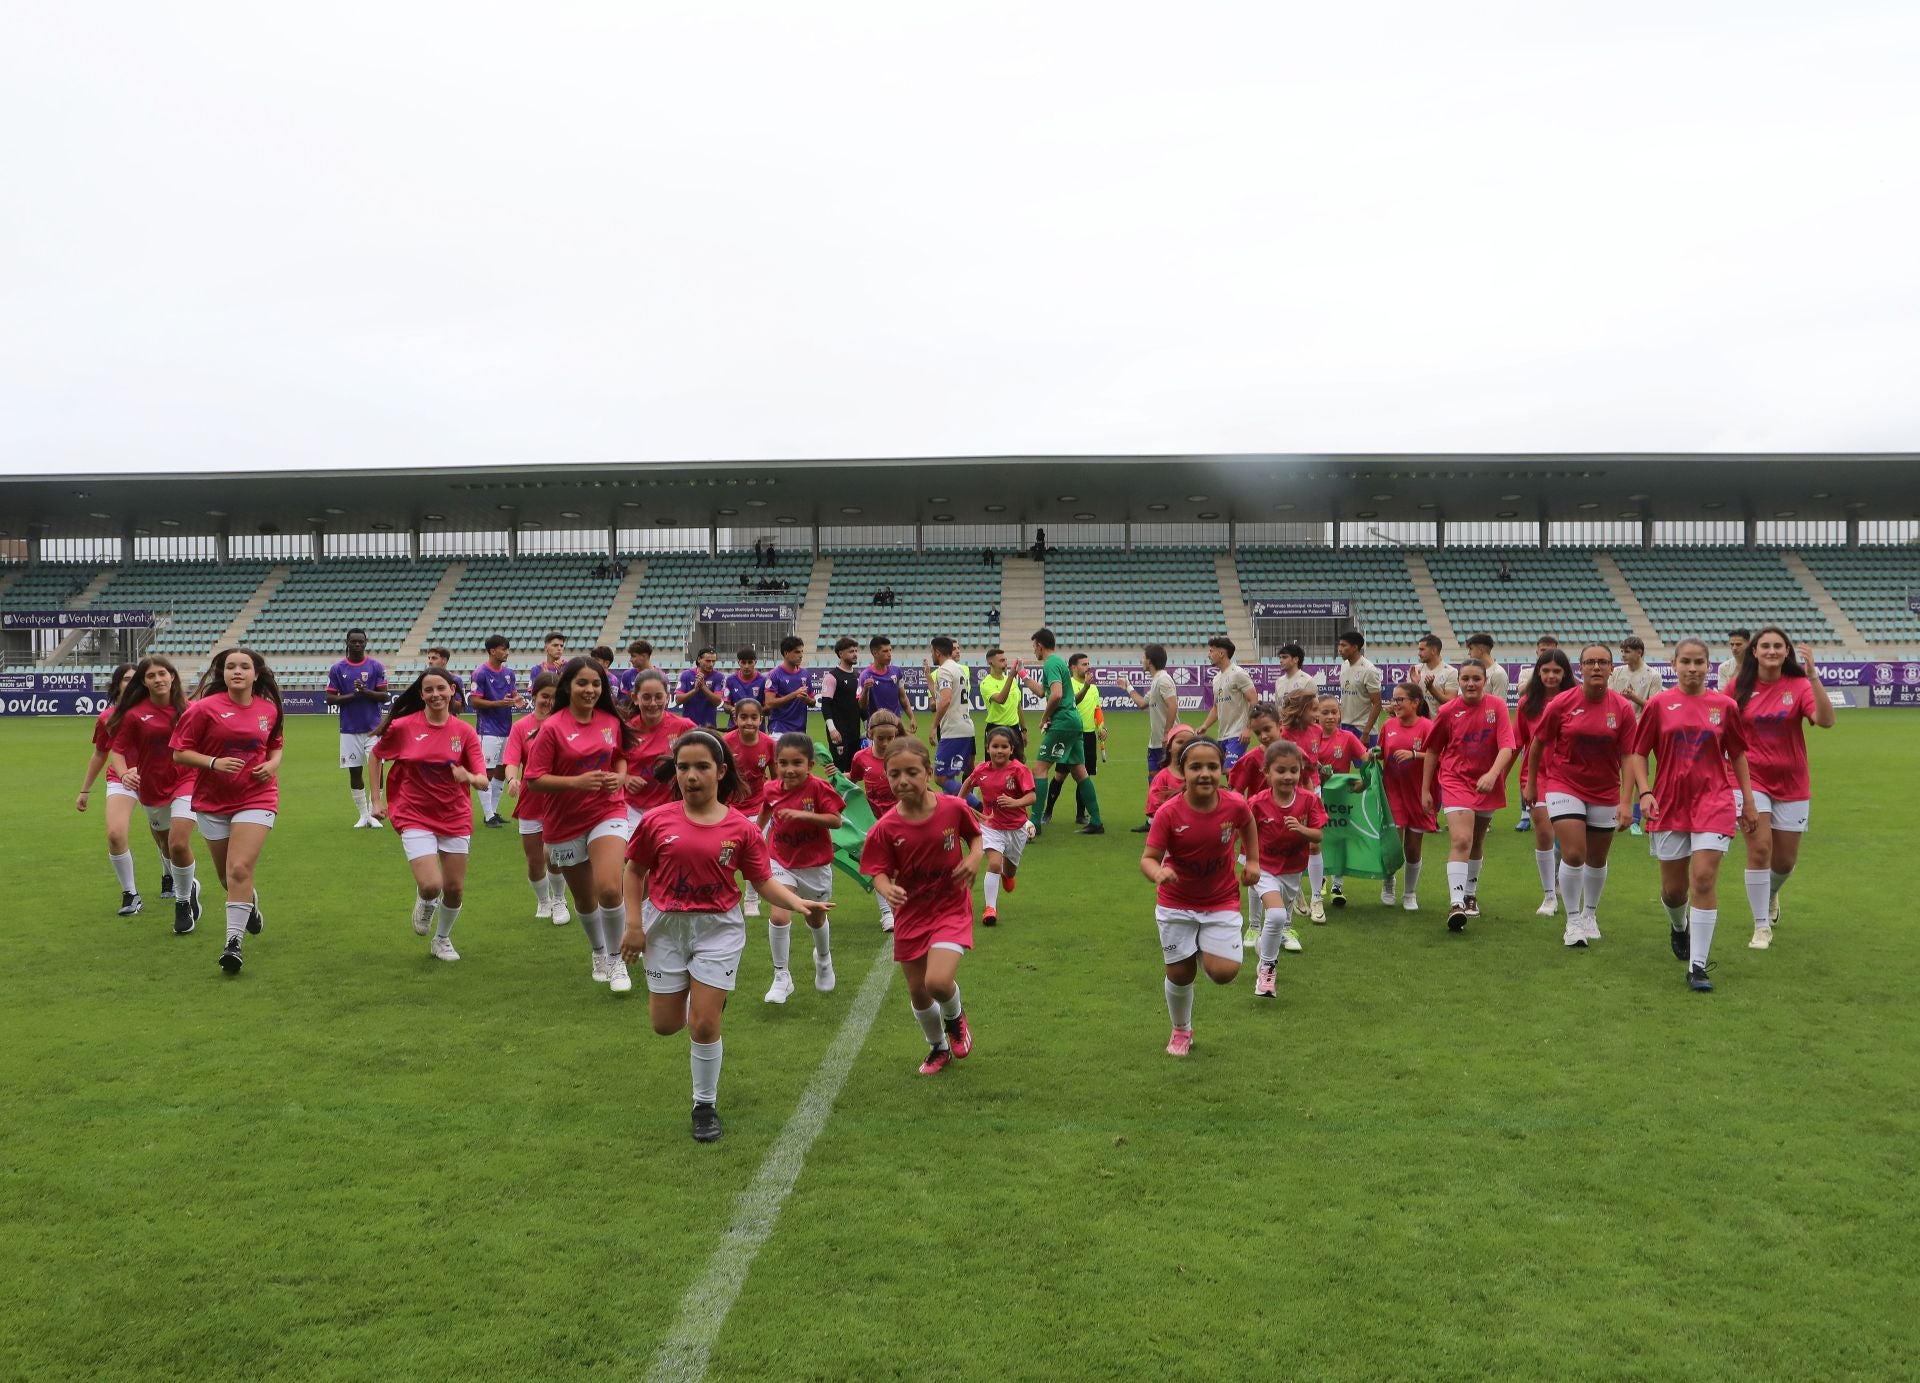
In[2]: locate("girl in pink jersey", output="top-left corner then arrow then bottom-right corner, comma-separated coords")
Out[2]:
504,673 -> 569,926
371,671 -> 488,962
1514,649 -> 1572,919
1247,742 -> 1327,996
759,731 -> 845,1002
106,656 -> 202,933
1146,725 -> 1198,819
1628,638 -> 1758,992
961,726 -> 1037,927
1314,694 -> 1371,910
624,669 -> 695,830
1229,705 -> 1278,942
1527,645 -> 1637,949
1275,691 -> 1329,922
1730,627 -> 1834,949
620,730 -> 831,1143
527,657 -> 638,991
78,664 -> 160,915
850,711 -> 903,931
1421,660 -> 1516,933
1378,683 -> 1436,912
723,697 -> 775,919
169,648 -> 284,975
1141,737 -> 1259,1057
859,739 -> 983,1076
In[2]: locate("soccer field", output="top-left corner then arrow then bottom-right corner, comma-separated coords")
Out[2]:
6,711 -> 1918,1381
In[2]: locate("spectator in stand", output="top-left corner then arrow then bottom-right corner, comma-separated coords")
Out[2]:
987,605 -> 1000,627
982,546 -> 996,567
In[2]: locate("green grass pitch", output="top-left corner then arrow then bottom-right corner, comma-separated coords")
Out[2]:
5,711 -> 1917,1381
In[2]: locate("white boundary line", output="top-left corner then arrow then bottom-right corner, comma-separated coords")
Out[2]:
645,939 -> 897,1383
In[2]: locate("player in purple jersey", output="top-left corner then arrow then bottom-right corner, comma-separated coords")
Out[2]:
326,629 -> 391,828
676,647 -> 728,728
470,634 -> 527,827
764,635 -> 815,735
724,647 -> 769,728
423,648 -> 466,713
858,635 -> 918,735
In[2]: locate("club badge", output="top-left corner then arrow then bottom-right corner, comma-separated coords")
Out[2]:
1708,709 -> 1722,726
601,728 -> 614,745
718,840 -> 737,867
1781,690 -> 1794,706
257,716 -> 271,732
942,827 -> 957,852
450,737 -> 462,752
1484,709 -> 1496,724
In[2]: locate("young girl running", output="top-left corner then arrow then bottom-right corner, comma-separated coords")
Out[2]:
370,670 -> 488,962
723,697 -> 776,918
1146,725 -> 1199,819
1313,694 -> 1370,908
859,738 -> 984,1075
620,731 -> 832,1142
1141,737 -> 1259,1056
105,656 -> 201,933
1526,645 -> 1637,949
79,664 -> 168,915
527,656 -> 638,992
1275,690 -> 1329,922
760,730 -> 845,1001
169,648 -> 284,974
503,672 -> 570,926
624,669 -> 694,832
1228,702 -> 1277,944
1421,660 -> 1516,933
961,726 -> 1036,928
1629,637 -> 1758,992
1514,648 -> 1573,917
1378,683 -> 1436,911
1248,741 -> 1327,996
1730,628 -> 1834,950
851,710 -> 904,932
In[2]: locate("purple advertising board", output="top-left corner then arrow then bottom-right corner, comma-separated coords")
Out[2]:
1,609 -> 156,630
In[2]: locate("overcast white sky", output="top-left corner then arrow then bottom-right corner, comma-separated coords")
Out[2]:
2,1 -> 1916,476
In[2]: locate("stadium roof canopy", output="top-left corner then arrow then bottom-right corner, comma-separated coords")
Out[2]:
2,454 -> 1915,539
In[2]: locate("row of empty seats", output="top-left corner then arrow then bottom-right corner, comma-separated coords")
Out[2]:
814,552 -> 993,652
1611,549 -> 1840,646
1426,549 -> 1630,648
1235,548 -> 1428,647
432,557 -> 621,655
1045,548 -> 1221,647
1797,549 -> 1920,643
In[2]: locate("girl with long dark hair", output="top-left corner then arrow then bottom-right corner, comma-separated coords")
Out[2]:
1421,660 -> 1516,933
1516,648 -> 1574,917
503,672 -> 568,925
106,655 -> 202,933
1526,645 -> 1637,949
1730,627 -> 1834,948
78,662 -> 170,917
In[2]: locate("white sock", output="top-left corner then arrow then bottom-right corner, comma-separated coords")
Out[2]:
435,901 -> 461,939
548,872 -> 568,905
744,883 -> 759,909
1258,907 -> 1288,965
1447,861 -> 1469,906
109,850 -> 137,892
877,895 -> 895,926
937,985 -> 963,1022
1466,859 -> 1483,894
1744,869 -> 1771,927
1664,899 -> 1688,930
1382,871 -> 1396,895
984,873 -> 1001,909
602,902 -> 627,956
1769,868 -> 1791,901
1536,849 -> 1558,895
1688,907 -> 1717,968
479,781 -> 496,816
811,920 -> 832,958
769,922 -> 791,970
1164,978 -> 1195,1029
1584,864 -> 1609,915
1558,861 -> 1584,915
1404,860 -> 1422,894
690,1038 -> 722,1105
581,907 -> 605,954
170,860 -> 197,896
225,899 -> 250,943
530,874 -> 549,907
350,787 -> 369,819
913,1003 -> 946,1048
1307,855 -> 1325,894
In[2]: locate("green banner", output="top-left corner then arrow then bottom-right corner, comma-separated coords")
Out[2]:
816,742 -> 877,894
1318,759 -> 1406,881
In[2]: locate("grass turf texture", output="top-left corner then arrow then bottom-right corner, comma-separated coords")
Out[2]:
4,711 -> 1917,1381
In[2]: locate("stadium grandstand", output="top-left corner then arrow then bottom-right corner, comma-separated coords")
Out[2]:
3,455 -> 1917,685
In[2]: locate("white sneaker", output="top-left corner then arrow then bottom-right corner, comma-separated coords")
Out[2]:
815,954 -> 836,992
1563,920 -> 1586,948
765,969 -> 795,1004
1536,895 -> 1559,917
1402,893 -> 1419,911
1583,912 -> 1602,942
367,816 -> 385,830
550,901 -> 572,927
535,898 -> 552,920
1381,885 -> 1398,906
590,952 -> 611,983
411,899 -> 434,936
609,958 -> 633,992
430,935 -> 460,962
743,893 -> 761,917
879,912 -> 894,932
353,815 -> 372,829
1749,925 -> 1773,950
1308,895 -> 1326,924
1280,927 -> 1303,953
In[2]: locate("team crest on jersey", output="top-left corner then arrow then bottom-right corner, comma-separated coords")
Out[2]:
1780,690 -> 1794,706
257,715 -> 271,732
942,827 -> 957,852
1605,715 -> 1617,729
1708,710 -> 1722,726
450,737 -> 462,752
1483,709 -> 1496,724
601,728 -> 614,745
1220,826 -> 1233,844
718,839 -> 737,867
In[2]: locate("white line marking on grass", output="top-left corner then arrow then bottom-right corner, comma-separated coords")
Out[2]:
645,939 -> 897,1383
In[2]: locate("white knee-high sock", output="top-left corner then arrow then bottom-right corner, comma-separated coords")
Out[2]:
690,1038 -> 722,1105
1769,868 -> 1791,901
1558,861 -> 1584,915
350,787 -> 369,819
1664,899 -> 1688,929
1404,859 -> 1422,893
109,850 -> 137,891
1688,907 -> 1717,968
547,872 -> 568,905
224,900 -> 250,943
1536,849 -> 1558,895
877,894 -> 895,927
529,874 -> 548,907
984,873 -> 1001,909
1258,907 -> 1288,965
1584,864 -> 1609,914
1307,855 -> 1325,893
1743,869 -> 1771,926
602,902 -> 627,954
811,920 -> 832,958
580,908 -> 605,953
1466,859 -> 1483,894
1164,978 -> 1195,1029
912,1002 -> 946,1047
937,985 -> 963,1022
434,901 -> 461,938
170,859 -> 197,896
1447,861 -> 1469,906
769,922 -> 791,970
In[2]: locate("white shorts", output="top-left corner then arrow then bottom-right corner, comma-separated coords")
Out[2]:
106,780 -> 140,803
143,796 -> 194,831
1545,793 -> 1620,829
1442,805 -> 1495,820
339,733 -> 373,769
401,829 -> 472,861
1155,906 -> 1244,965
640,900 -> 747,993
626,805 -> 644,832
1255,872 -> 1304,906
1651,830 -> 1733,861
481,734 -> 509,769
518,817 -> 544,837
770,862 -> 833,903
1749,791 -> 1810,834
982,825 -> 1029,869
546,816 -> 632,867
197,809 -> 276,840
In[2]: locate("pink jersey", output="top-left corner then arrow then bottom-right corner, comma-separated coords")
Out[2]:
1227,744 -> 1267,797
525,709 -> 629,842
92,708 -> 122,785
1248,787 -> 1328,877
1278,725 -> 1324,788
850,745 -> 897,814
625,712 -> 694,814
762,774 -> 846,869
626,801 -> 771,913
373,711 -> 485,837
965,759 -> 1036,830
1514,692 -> 1560,764
859,795 -> 980,946
1378,715 -> 1436,832
1145,789 -> 1254,912
504,713 -> 549,824
111,702 -> 196,805
169,692 -> 283,816
1536,688 -> 1637,804
723,729 -> 776,814
1315,727 -> 1368,778
1631,689 -> 1747,834
1737,676 -> 1817,801
1426,696 -> 1516,812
